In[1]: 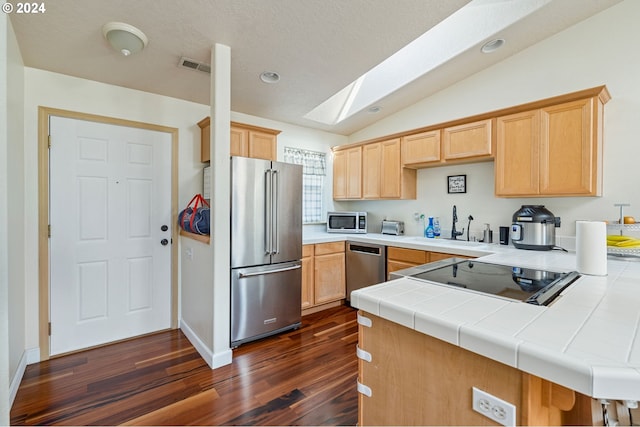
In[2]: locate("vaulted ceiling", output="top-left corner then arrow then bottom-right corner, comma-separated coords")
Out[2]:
10,0 -> 621,134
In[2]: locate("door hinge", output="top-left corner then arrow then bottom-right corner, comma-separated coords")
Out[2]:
48,135 -> 51,149
48,224 -> 51,238
48,322 -> 51,336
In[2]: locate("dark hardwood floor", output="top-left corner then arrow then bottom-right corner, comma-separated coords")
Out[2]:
10,305 -> 358,426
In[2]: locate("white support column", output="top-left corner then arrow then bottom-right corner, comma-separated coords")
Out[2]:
209,43 -> 232,368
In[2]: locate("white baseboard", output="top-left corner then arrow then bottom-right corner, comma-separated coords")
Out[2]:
25,347 -> 40,365
179,318 -> 214,367
212,348 -> 232,369
179,319 -> 232,370
9,348 -> 40,408
9,352 -> 25,407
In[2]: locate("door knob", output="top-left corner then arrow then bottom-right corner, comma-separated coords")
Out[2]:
161,225 -> 168,231
161,239 -> 169,246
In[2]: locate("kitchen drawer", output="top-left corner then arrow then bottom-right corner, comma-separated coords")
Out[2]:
429,251 -> 473,261
302,244 -> 314,257
315,241 -> 345,256
387,246 -> 427,264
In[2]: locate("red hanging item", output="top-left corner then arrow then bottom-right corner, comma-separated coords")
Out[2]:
178,194 -> 210,235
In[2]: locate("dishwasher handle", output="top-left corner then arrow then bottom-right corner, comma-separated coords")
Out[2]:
348,244 -> 383,256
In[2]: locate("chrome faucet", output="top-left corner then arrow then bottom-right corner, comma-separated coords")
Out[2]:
451,205 -> 464,240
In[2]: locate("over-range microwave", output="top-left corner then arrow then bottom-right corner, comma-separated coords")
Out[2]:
327,211 -> 367,234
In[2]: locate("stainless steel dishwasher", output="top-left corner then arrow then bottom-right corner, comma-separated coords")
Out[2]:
346,241 -> 386,302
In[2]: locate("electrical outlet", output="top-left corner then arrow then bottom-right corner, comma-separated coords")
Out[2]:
472,387 -> 516,426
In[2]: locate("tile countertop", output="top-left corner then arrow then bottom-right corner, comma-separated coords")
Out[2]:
305,231 -> 640,401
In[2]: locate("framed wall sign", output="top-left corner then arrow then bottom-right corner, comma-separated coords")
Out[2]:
447,174 -> 467,194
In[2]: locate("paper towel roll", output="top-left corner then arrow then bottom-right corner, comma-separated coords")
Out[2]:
576,220 -> 607,276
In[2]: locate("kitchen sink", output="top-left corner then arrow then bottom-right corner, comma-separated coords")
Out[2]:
407,237 -> 485,247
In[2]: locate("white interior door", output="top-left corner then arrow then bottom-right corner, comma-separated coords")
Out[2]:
49,116 -> 172,356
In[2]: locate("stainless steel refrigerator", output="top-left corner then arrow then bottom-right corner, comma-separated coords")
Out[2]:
230,156 -> 303,347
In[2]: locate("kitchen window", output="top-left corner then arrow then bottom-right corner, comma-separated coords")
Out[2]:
284,147 -> 326,224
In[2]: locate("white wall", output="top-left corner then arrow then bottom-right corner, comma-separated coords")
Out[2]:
7,13 -> 25,405
21,67 -> 346,362
0,11 -> 11,426
345,0 -> 640,246
1,14 -> 26,418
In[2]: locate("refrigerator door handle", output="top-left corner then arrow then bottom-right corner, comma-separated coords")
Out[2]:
238,264 -> 301,278
264,169 -> 272,255
272,169 -> 279,255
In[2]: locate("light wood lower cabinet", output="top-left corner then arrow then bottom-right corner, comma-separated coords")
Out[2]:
301,245 -> 315,310
357,312 -> 596,426
386,246 -> 472,280
302,242 -> 346,310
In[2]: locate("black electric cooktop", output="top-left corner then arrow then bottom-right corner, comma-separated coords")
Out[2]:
400,258 -> 580,306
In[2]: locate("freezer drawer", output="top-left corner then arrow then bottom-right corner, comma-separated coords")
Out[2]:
231,261 -> 302,347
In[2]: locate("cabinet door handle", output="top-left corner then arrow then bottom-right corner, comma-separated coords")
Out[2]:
356,346 -> 372,362
357,313 -> 372,328
357,379 -> 372,397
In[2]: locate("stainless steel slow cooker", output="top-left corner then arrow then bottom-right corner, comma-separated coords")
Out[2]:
510,205 -> 561,250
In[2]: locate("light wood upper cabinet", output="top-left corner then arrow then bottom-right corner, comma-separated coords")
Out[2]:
229,126 -> 248,157
495,90 -> 608,197
333,146 -> 362,200
442,118 -> 493,161
230,122 -> 278,161
540,98 -> 599,195
341,138 -> 415,200
380,139 -> 404,198
198,118 -> 279,162
495,110 -> 541,196
362,139 -> 406,199
362,143 -> 382,199
197,117 -> 211,162
402,130 -> 441,168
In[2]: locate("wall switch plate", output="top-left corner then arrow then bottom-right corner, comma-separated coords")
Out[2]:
472,387 -> 516,426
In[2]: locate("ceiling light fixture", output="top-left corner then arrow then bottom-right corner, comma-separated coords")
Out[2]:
260,71 -> 280,84
481,38 -> 505,54
102,22 -> 148,56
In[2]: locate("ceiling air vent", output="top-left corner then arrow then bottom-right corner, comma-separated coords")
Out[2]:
178,57 -> 211,74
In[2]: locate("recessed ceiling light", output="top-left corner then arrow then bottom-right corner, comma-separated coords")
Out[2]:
260,71 -> 280,84
367,106 -> 382,114
481,38 -> 505,54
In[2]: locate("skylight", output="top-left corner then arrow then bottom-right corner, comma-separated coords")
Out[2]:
304,0 -> 552,125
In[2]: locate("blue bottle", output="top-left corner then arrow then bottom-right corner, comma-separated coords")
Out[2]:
425,216 -> 435,238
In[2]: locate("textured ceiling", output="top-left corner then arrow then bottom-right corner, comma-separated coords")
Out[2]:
10,0 -> 621,135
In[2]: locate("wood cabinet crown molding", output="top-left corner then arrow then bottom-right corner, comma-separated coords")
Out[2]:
332,85 -> 610,152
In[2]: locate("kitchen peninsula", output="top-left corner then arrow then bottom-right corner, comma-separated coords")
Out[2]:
304,231 -> 640,425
